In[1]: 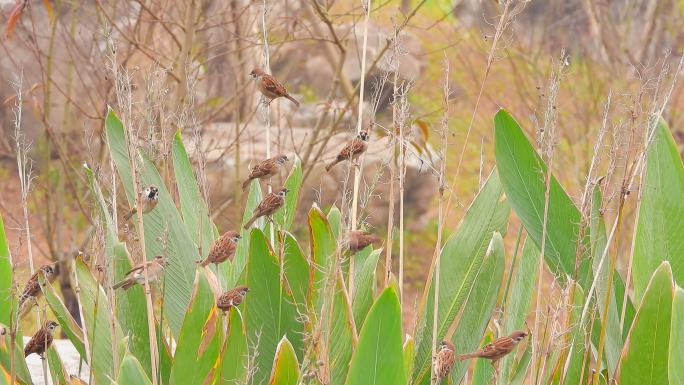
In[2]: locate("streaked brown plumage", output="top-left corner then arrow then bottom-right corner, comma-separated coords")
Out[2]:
244,187 -> 289,229
458,330 -> 528,362
250,68 -> 300,107
242,154 -> 289,190
433,340 -> 456,380
346,231 -> 381,253
123,185 -> 159,221
217,285 -> 249,313
24,320 -> 59,358
112,255 -> 169,290
197,231 -> 241,267
325,131 -> 369,172
18,264 -> 56,314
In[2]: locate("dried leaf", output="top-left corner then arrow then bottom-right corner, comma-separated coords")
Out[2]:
5,1 -> 27,39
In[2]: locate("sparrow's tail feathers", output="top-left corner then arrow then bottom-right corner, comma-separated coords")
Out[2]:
457,352 -> 479,361
242,178 -> 252,190
325,160 -> 338,172
285,94 -> 300,107
197,258 -> 211,267
244,215 -> 258,230
123,208 -> 137,221
112,279 -> 131,290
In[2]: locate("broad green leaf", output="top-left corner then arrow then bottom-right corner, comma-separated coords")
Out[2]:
589,186 -> 621,372
39,276 -> 86,358
327,279 -> 355,385
74,257 -> 124,385
403,336 -> 415,381
274,157 -> 303,230
218,308 -> 248,385
494,109 -> 591,284
449,232 -> 505,385
229,179 -> 264,287
345,286 -> 405,385
245,229 -> 303,385
308,207 -> 337,312
0,332 -> 33,385
413,170 -> 509,383
509,344 -> 532,385
117,354 -> 152,385
633,120 -> 684,300
0,213 -> 13,325
283,232 -> 310,312
556,284 -> 590,385
105,109 -> 200,337
500,238 -> 540,383
172,130 -> 217,258
85,164 -> 151,373
268,337 -> 300,385
352,247 -> 381,327
169,271 -> 220,385
670,287 -> 684,385
619,262 -> 674,385
47,345 -> 69,385
327,206 -> 342,239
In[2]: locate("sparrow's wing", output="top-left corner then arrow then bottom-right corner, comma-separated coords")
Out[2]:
25,328 -> 47,355
339,139 -> 366,160
262,74 -> 288,97
250,160 -> 275,179
255,193 -> 282,216
122,263 -> 144,277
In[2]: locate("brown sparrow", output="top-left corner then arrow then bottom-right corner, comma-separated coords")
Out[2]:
244,187 -> 289,229
123,185 -> 159,221
346,230 -> 381,254
250,68 -> 300,107
217,285 -> 249,313
433,340 -> 456,381
325,131 -> 369,172
24,320 -> 59,358
112,255 -> 169,290
242,154 -> 289,190
197,231 -> 241,267
458,330 -> 528,362
18,264 -> 56,314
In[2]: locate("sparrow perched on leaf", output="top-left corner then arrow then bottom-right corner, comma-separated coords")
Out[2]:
24,320 -> 59,358
18,264 -> 56,314
112,255 -> 168,290
325,131 -> 369,172
217,285 -> 249,313
242,154 -> 289,190
433,340 -> 456,381
244,187 -> 289,229
458,330 -> 528,362
197,231 -> 241,267
123,185 -> 159,221
346,230 -> 381,254
250,68 -> 300,107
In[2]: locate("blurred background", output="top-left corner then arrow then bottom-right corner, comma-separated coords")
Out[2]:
1,0 -> 684,327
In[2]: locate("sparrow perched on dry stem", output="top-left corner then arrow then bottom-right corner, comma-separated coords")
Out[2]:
325,131 -> 369,172
433,340 -> 456,382
458,330 -> 529,362
242,154 -> 289,190
18,264 -> 56,314
346,230 -> 381,254
244,187 -> 289,229
123,185 -> 159,221
24,320 -> 59,358
197,231 -> 241,267
250,68 -> 300,107
112,255 -> 169,290
217,285 -> 249,313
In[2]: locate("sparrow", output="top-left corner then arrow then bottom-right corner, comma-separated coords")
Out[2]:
250,68 -> 300,107
458,330 -> 529,362
18,264 -> 56,314
24,320 -> 59,358
243,187 -> 289,229
112,255 -> 169,290
242,154 -> 289,190
197,231 -> 241,267
217,285 -> 249,313
325,131 -> 369,172
433,340 -> 456,381
123,185 -> 159,221
346,230 -> 381,254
